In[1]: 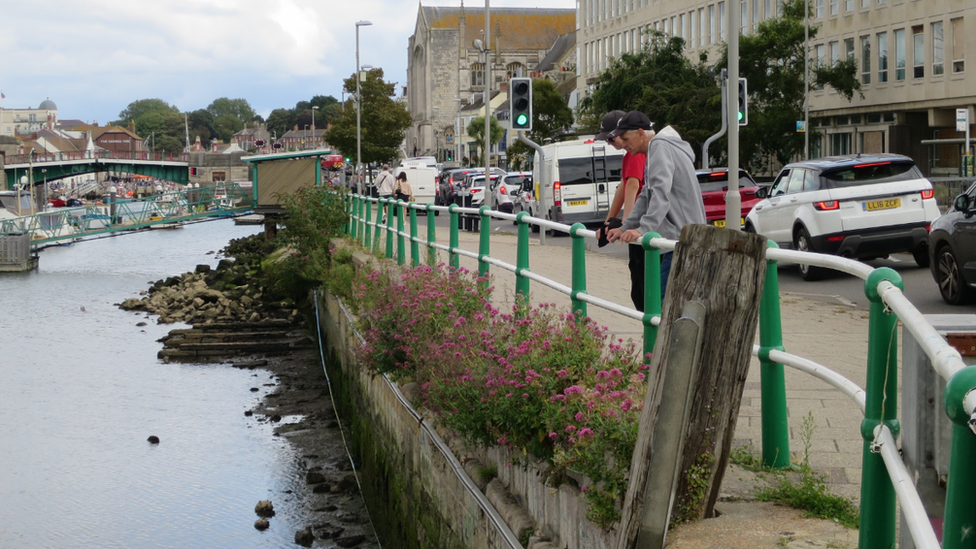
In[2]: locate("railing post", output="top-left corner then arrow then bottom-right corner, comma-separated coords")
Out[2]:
859,267 -> 902,549
409,204 -> 419,267
363,196 -> 371,248
350,195 -> 358,240
448,204 -> 460,270
478,206 -> 491,281
758,241 -> 792,469
641,232 -> 662,362
386,199 -> 396,260
372,198 -> 383,254
941,366 -> 976,549
569,222 -> 587,318
515,211 -> 530,303
357,195 -> 365,244
426,205 -> 437,266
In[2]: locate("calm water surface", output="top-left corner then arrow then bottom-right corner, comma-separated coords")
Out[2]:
0,219 -> 316,549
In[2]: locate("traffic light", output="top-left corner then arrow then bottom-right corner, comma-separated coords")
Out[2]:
510,77 -> 532,131
189,167 -> 197,176
737,77 -> 748,126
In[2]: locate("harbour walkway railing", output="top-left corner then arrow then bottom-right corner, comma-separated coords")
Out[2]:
344,193 -> 976,549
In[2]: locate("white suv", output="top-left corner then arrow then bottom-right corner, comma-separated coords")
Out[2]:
745,154 -> 940,280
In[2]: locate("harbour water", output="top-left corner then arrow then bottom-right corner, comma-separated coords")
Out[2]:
0,219 -> 317,548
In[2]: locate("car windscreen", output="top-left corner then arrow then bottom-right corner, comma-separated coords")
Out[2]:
696,170 -> 756,192
504,176 -> 531,189
558,156 -> 622,185
821,161 -> 921,188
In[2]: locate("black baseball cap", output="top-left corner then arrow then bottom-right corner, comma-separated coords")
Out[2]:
595,110 -> 627,141
608,111 -> 654,139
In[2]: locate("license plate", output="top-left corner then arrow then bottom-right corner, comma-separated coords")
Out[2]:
864,198 -> 901,211
567,199 -> 588,207
712,218 -> 745,228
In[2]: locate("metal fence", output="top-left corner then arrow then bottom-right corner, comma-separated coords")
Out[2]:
345,194 -> 976,549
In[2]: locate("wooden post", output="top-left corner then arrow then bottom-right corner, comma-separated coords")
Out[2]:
615,224 -> 767,549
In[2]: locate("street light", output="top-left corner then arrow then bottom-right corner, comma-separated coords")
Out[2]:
355,20 -> 373,194
311,106 -> 320,150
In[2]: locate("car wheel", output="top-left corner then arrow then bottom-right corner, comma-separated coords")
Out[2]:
794,227 -> 825,281
911,245 -> 929,268
935,246 -> 974,305
744,222 -> 756,234
530,210 -> 540,233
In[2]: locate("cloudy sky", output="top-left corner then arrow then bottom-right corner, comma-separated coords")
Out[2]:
1,0 -> 574,125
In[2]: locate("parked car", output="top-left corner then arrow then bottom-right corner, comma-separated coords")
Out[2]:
508,173 -> 538,222
927,182 -> 976,304
744,154 -> 940,280
438,167 -> 505,205
493,172 -> 532,215
466,174 -> 501,207
696,168 -> 762,227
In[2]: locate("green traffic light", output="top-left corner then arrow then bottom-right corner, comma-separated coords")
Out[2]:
515,113 -> 529,127
737,112 -> 744,122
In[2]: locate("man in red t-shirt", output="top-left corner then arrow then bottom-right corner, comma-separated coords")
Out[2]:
595,110 -> 648,311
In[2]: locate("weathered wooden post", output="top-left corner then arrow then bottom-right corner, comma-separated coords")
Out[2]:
616,224 -> 767,549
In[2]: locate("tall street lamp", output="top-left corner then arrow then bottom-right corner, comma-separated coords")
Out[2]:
311,106 -> 319,149
355,20 -> 373,194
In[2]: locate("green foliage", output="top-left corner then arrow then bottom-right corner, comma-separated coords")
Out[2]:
208,97 -> 257,125
717,0 -> 861,167
214,114 -> 244,143
465,116 -> 505,165
325,68 -> 411,166
528,78 -> 574,143
187,109 -> 217,148
266,108 -> 296,142
757,471 -> 860,529
672,452 -> 715,526
114,98 -> 180,125
279,185 -> 350,252
729,444 -> 768,472
580,31 -> 721,158
476,463 -> 498,484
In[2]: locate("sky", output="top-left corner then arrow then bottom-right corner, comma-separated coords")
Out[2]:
0,0 -> 574,126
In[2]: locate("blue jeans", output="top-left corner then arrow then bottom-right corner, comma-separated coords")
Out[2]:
659,251 -> 673,300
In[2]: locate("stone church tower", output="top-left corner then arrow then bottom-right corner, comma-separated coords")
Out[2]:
406,3 -> 575,164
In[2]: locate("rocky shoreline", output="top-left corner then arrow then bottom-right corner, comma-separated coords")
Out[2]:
118,235 -> 380,548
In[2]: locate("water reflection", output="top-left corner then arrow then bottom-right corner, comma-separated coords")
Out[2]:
0,219 -> 314,548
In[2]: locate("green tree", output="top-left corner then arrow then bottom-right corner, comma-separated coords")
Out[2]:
527,78 -> 574,143
187,109 -> 216,148
266,108 -> 295,142
466,116 -> 504,165
718,0 -> 861,167
324,68 -> 411,167
580,31 -> 722,160
114,98 -> 180,126
214,114 -> 244,143
207,97 -> 257,125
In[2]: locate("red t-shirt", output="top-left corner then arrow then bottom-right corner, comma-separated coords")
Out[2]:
622,150 -> 646,193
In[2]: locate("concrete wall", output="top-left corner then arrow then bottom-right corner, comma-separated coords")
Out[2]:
313,251 -> 615,548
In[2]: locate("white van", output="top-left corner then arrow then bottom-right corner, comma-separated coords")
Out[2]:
532,139 -> 625,227
394,165 -> 438,208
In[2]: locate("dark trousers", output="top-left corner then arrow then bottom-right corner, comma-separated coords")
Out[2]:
630,248 -> 673,312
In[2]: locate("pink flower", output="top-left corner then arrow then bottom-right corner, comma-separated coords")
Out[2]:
564,425 -> 577,433
548,432 -> 558,439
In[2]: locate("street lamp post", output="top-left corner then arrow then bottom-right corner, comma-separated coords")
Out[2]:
355,20 -> 373,194
311,106 -> 319,149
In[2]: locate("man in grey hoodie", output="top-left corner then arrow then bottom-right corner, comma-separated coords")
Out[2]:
606,111 -> 706,300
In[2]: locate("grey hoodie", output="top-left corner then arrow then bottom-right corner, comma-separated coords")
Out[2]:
621,126 -> 706,241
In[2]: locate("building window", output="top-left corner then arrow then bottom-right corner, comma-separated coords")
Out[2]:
932,21 -> 944,76
912,26 -> 924,78
753,0 -> 760,31
877,31 -> 888,83
861,0 -> 869,7
816,0 -> 824,18
830,41 -> 840,65
709,4 -> 716,44
506,63 -> 523,79
664,17 -> 670,36
719,2 -> 726,40
831,133 -> 852,155
894,28 -> 906,80
861,35 -> 872,84
740,0 -> 747,33
845,37 -> 855,60
681,12 -> 687,38
951,17 -> 964,73
690,10 -> 697,45
699,8 -> 706,46
830,0 -> 838,15
471,63 -> 485,86
845,0 -> 853,11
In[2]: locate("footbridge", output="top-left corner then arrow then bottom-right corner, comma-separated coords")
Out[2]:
3,150 -> 190,190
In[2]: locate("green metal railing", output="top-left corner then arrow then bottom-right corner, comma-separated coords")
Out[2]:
345,194 -> 976,549
0,183 -> 254,245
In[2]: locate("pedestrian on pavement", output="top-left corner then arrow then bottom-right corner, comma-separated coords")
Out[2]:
606,111 -> 706,300
394,172 -> 415,202
594,110 -> 648,310
375,164 -> 396,219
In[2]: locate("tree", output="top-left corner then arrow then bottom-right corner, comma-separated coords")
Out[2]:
528,78 -> 574,143
207,98 -> 257,126
214,114 -> 244,143
718,0 -> 861,167
324,68 -> 411,167
466,116 -> 504,166
266,108 -> 295,142
114,98 -> 180,126
580,31 -> 722,161
187,109 -> 217,148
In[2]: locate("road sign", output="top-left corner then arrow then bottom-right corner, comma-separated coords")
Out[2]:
957,109 -> 968,132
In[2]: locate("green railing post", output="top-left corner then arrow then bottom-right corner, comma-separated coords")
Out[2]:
426,204 -> 437,266
364,197 -> 373,250
386,199 -> 397,261
373,198 -> 384,254
350,195 -> 358,241
478,206 -> 491,281
356,195 -> 364,242
409,203 -> 419,267
448,204 -> 460,270
515,211 -> 530,303
941,366 -> 976,549
569,222 -> 587,318
859,267 -> 902,549
758,241 -> 792,469
641,232 -> 662,362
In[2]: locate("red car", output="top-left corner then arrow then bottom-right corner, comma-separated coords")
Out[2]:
696,168 -> 761,227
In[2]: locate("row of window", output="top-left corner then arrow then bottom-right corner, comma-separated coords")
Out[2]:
469,62 -> 525,87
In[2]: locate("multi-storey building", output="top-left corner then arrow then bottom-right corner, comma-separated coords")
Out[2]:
406,4 -> 576,164
0,98 -> 59,137
577,0 -> 975,176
